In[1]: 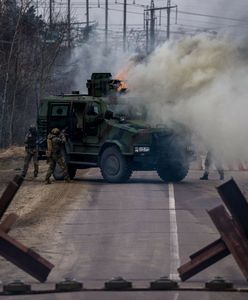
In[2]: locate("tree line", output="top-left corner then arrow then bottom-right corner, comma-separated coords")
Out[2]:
0,0 -> 92,148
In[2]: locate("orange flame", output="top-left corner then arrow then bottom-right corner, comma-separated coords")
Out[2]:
117,80 -> 128,92
114,60 -> 135,92
115,54 -> 146,92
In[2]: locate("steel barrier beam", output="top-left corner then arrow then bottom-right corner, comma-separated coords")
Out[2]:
0,175 -> 23,220
0,213 -> 18,233
178,238 -> 229,281
217,178 -> 248,238
178,179 -> 248,281
208,205 -> 248,280
0,175 -> 54,282
0,229 -> 54,282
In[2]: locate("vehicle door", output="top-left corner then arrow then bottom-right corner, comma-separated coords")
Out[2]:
83,102 -> 102,144
70,102 -> 86,141
47,102 -> 70,132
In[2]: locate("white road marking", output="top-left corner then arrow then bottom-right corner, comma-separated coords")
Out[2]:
174,292 -> 179,300
168,183 -> 180,281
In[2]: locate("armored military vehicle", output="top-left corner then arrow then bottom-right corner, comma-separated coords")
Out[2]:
37,73 -> 194,182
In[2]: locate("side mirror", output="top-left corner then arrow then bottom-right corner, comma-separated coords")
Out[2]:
119,115 -> 126,123
104,110 -> 113,120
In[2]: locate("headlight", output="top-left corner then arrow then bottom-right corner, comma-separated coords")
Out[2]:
134,146 -> 150,153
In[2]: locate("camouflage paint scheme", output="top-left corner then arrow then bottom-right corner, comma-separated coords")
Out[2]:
37,94 -> 194,182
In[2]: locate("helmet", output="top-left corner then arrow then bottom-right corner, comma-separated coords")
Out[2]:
29,125 -> 37,135
51,128 -> 60,135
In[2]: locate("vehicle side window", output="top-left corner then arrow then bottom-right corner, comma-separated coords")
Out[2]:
86,103 -> 99,116
51,105 -> 69,117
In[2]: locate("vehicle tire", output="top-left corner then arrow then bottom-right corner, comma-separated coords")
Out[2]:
157,161 -> 189,182
100,146 -> 132,183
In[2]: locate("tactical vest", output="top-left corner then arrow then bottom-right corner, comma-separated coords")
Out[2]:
25,133 -> 37,149
48,134 -> 64,155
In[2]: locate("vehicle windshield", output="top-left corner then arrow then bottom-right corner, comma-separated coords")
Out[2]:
107,101 -> 147,120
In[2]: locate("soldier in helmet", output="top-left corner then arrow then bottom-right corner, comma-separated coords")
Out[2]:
45,128 -> 70,184
21,125 -> 39,178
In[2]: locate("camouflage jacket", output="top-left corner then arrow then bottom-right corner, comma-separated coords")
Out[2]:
47,133 -> 66,156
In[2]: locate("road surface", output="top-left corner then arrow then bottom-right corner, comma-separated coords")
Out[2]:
0,159 -> 248,299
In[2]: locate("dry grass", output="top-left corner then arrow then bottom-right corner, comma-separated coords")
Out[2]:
0,146 -> 24,159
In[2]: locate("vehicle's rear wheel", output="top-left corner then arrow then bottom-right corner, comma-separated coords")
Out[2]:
157,161 -> 189,182
100,146 -> 132,183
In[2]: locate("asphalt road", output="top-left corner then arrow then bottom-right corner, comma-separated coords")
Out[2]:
1,166 -> 248,299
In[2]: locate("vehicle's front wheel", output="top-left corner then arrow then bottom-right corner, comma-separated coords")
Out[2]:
100,146 -> 132,183
157,161 -> 189,182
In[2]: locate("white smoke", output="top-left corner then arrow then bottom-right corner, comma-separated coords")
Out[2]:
127,33 -> 248,163
66,36 -> 131,92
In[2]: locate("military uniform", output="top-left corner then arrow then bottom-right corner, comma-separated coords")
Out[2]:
21,126 -> 39,178
200,151 -> 224,180
45,128 -> 70,184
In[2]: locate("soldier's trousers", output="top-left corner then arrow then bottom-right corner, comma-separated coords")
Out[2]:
204,151 -> 224,176
45,154 -> 69,181
22,149 -> 39,177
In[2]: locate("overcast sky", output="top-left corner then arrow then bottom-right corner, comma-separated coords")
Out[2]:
38,1 -> 248,35
45,0 -> 248,36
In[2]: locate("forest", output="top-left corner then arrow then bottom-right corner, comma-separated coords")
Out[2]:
0,0 -> 92,148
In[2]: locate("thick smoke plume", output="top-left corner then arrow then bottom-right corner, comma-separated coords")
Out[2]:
67,37 -> 130,92
126,34 -> 248,163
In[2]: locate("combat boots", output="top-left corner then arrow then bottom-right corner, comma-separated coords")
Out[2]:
45,178 -> 51,184
200,172 -> 208,180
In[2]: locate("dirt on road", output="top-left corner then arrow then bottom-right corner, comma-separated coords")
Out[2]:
0,149 -> 91,282
1,147 -> 248,285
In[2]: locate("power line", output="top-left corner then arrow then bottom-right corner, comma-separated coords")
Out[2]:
178,10 -> 248,23
99,7 -> 143,15
37,1 -> 248,51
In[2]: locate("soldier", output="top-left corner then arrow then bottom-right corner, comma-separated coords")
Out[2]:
45,128 -> 70,184
200,150 -> 224,180
21,125 -> 39,178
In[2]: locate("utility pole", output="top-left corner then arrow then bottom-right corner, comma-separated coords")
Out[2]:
150,0 -> 155,51
167,0 -> 171,40
86,0 -> 89,27
105,0 -> 108,47
145,6 -> 149,54
67,0 -> 71,47
49,0 -> 54,27
123,0 -> 127,51
86,0 -> 89,40
145,1 -> 177,50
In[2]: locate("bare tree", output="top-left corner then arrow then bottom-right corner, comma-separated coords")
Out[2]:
0,0 -> 68,147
